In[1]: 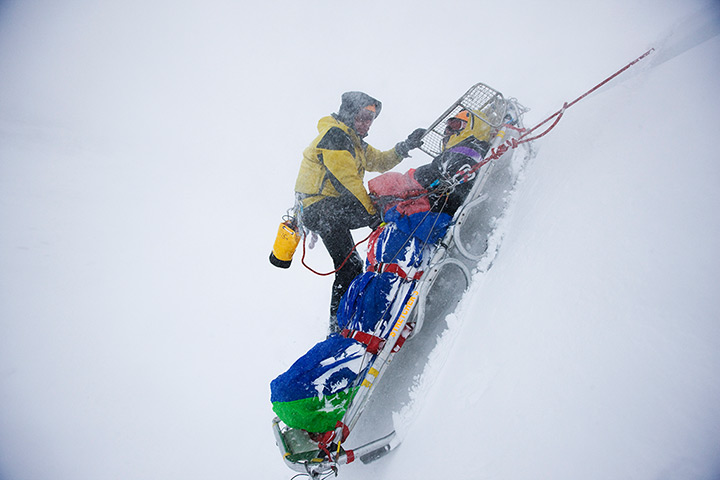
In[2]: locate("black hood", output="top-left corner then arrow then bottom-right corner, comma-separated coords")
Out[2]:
336,91 -> 382,126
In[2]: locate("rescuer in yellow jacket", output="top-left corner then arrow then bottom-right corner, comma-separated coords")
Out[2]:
295,91 -> 425,333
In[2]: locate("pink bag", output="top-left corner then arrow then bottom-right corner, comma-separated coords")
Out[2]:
368,169 -> 430,215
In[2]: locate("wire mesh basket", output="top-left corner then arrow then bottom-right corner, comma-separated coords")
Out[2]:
420,83 -> 508,158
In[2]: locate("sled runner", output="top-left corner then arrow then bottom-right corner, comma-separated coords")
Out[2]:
271,83 -> 533,479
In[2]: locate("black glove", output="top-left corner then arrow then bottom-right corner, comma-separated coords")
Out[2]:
395,128 -> 426,158
368,213 -> 383,230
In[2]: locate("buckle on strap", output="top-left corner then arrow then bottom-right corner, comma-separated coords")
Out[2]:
367,263 -> 424,281
341,329 -> 385,355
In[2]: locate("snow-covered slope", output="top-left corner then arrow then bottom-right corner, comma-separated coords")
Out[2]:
381,35 -> 720,480
1,1 -> 719,479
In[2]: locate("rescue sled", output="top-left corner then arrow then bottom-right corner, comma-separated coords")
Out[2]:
271,83 -> 534,479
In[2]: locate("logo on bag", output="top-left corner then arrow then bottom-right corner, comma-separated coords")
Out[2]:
390,290 -> 419,338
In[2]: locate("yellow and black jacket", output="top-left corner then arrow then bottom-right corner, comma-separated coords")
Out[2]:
295,115 -> 402,216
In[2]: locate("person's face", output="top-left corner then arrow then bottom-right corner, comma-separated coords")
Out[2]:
444,116 -> 467,135
442,116 -> 468,147
354,109 -> 376,137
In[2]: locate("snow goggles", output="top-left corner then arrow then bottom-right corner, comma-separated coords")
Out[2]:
355,109 -> 376,123
445,117 -> 467,132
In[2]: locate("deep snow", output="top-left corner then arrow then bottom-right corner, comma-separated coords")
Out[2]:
1,1 -> 719,479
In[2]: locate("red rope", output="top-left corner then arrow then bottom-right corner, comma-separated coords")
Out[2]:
470,47 -> 656,173
520,47 -> 655,142
299,48 -> 655,277
300,228 -> 374,276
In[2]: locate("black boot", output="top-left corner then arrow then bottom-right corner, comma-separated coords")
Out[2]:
328,314 -> 340,337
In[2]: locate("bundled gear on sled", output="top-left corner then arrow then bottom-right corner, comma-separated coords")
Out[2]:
270,83 -> 533,478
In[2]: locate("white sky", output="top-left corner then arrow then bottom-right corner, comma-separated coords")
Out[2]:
1,1 -> 718,479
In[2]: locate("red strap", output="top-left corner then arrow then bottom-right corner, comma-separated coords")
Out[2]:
345,449 -> 355,464
391,323 -> 415,354
366,226 -> 383,266
317,442 -> 334,462
336,421 -> 350,442
341,329 -> 385,355
316,430 -> 335,445
367,263 -> 424,281
315,421 -> 351,463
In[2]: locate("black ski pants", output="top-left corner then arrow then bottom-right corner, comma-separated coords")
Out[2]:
301,195 -> 375,320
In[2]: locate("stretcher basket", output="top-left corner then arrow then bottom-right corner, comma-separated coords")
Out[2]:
272,84 -> 532,479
